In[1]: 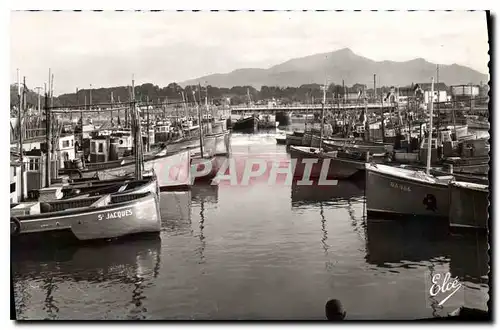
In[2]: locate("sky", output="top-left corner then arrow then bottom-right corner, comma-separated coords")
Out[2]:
10,11 -> 489,95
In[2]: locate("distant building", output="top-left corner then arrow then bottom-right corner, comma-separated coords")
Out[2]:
450,84 -> 480,101
409,83 -> 449,104
423,90 -> 449,104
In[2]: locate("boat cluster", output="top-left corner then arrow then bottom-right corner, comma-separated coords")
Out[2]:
11,102 -> 232,245
276,79 -> 489,230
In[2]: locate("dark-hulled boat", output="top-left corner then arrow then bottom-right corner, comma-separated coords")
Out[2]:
289,146 -> 366,180
322,139 -> 390,155
231,115 -> 259,132
275,136 -> 287,145
11,190 -> 161,242
285,131 -> 305,147
365,163 -> 452,219
449,181 -> 489,230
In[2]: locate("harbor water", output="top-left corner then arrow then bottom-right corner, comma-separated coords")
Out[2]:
12,128 -> 489,320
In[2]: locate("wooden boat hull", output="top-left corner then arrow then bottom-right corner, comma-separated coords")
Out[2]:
191,156 -> 221,182
467,120 -> 490,130
276,137 -> 287,145
79,150 -> 192,189
232,116 -> 258,132
286,134 -> 304,147
323,140 -> 388,154
289,146 -> 364,179
202,131 -> 230,156
365,163 -> 450,219
449,182 -> 489,230
166,135 -> 201,153
12,193 -> 161,241
38,177 -> 159,202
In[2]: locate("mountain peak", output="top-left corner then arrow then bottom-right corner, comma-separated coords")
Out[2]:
181,49 -> 487,88
333,47 -> 354,54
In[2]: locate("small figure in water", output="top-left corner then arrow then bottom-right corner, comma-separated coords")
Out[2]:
325,299 -> 346,320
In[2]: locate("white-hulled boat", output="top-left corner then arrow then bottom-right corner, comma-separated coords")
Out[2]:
11,189 -> 161,241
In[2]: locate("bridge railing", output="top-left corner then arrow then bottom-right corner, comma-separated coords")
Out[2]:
230,103 -> 393,111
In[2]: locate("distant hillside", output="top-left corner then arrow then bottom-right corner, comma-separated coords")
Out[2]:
10,84 -> 58,108
180,48 -> 489,88
9,49 -> 488,108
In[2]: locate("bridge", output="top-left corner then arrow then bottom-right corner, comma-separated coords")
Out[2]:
230,103 -> 396,113
229,103 -> 489,115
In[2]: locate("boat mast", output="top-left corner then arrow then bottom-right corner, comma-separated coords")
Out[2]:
110,92 -> 114,127
426,77 -> 434,175
131,76 -> 143,180
44,88 -> 51,188
146,95 -> 150,152
319,82 -> 327,150
197,83 -> 204,158
18,74 -> 25,201
436,65 -> 440,133
181,91 -> 188,119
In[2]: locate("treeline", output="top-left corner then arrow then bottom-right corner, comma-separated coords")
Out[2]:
10,82 -> 436,109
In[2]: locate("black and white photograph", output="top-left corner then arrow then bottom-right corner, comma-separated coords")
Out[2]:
8,9 -> 491,321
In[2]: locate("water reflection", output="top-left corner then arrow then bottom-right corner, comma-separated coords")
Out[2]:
320,203 -> 329,255
12,237 -> 162,319
364,218 -> 488,285
160,191 -> 192,235
364,219 -> 449,266
290,179 -> 365,208
197,198 -> 207,264
191,183 -> 219,204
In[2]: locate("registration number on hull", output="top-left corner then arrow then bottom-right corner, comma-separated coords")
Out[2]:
97,209 -> 133,221
390,181 -> 411,192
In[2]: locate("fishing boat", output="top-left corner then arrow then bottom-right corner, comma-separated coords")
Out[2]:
449,181 -> 489,230
365,163 -> 452,219
231,115 -> 259,132
289,146 -> 366,180
191,155 -> 221,182
322,139 -> 390,155
202,130 -> 230,156
465,115 -> 490,130
64,148 -> 192,189
365,78 -> 454,220
258,114 -> 279,129
286,131 -> 305,146
275,136 -> 287,145
35,176 -> 158,202
11,190 -> 161,241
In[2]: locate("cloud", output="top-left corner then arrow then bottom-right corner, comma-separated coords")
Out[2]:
10,10 -> 489,94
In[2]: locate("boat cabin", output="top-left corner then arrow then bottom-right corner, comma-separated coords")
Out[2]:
154,121 -> 172,143
58,134 -> 76,169
419,138 -> 439,164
